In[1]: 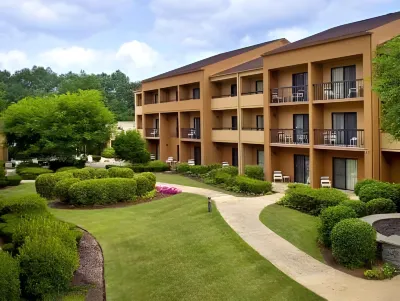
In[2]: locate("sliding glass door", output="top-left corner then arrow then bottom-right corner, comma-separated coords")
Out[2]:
293,114 -> 309,143
294,155 -> 309,184
331,65 -> 356,98
333,158 -> 357,190
332,112 -> 357,145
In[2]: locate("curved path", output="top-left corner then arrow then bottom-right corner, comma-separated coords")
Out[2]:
157,182 -> 400,301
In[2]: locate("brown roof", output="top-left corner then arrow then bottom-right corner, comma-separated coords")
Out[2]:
264,11 -> 400,56
213,57 -> 263,77
142,39 -> 283,83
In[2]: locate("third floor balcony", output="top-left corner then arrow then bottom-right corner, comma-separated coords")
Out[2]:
313,79 -> 364,102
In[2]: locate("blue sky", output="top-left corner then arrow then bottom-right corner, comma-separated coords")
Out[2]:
0,0 -> 399,81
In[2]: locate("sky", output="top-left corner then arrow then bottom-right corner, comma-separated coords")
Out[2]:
0,0 -> 399,81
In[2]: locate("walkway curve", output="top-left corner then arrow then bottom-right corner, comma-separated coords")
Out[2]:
157,182 -> 400,301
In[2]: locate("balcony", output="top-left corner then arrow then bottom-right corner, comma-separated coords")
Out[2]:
211,95 -> 238,110
270,86 -> 308,105
145,128 -> 159,139
381,133 -> 400,151
181,128 -> 200,140
240,127 -> 264,144
240,92 -> 263,108
270,129 -> 309,147
212,128 -> 238,143
314,129 -> 364,149
314,79 -> 363,103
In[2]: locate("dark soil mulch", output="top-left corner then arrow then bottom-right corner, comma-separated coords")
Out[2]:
49,192 -> 170,210
373,218 -> 400,236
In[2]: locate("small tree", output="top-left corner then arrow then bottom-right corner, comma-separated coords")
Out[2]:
373,35 -> 400,140
113,130 -> 150,164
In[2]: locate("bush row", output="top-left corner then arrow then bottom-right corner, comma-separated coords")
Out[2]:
17,167 -> 53,180
106,160 -> 170,173
357,179 -> 400,211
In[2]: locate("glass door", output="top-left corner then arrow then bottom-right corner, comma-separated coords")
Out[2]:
193,117 -> 200,138
257,150 -> 264,170
256,115 -> 264,130
332,112 -> 357,145
294,155 -> 309,184
292,72 -> 308,101
231,116 -> 238,130
333,158 -> 357,190
293,114 -> 309,143
194,146 -> 201,165
232,148 -> 238,167
331,65 -> 356,99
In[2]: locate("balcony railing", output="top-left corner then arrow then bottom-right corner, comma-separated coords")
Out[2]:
313,79 -> 364,101
160,98 -> 178,103
136,99 -> 142,106
212,94 -> 237,99
212,127 -> 238,130
241,91 -> 263,95
145,128 -> 159,138
144,98 -> 158,105
270,129 -> 309,144
314,129 -> 364,147
181,128 -> 200,139
242,127 -> 264,131
270,85 -> 308,103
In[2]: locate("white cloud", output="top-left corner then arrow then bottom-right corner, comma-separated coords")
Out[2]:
239,35 -> 254,47
267,27 -> 310,42
39,47 -> 102,69
0,50 -> 30,70
182,37 -> 209,47
116,41 -> 160,69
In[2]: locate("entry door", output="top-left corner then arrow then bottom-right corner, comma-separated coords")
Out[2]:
331,65 -> 356,98
232,148 -> 238,167
332,113 -> 357,145
231,84 -> 237,97
231,116 -> 238,130
294,155 -> 309,184
154,118 -> 159,129
333,158 -> 358,190
257,150 -> 264,170
293,114 -> 309,143
193,117 -> 200,138
176,117 -> 179,137
292,72 -> 308,100
156,144 -> 160,160
194,146 -> 201,165
177,145 -> 179,161
256,115 -> 264,130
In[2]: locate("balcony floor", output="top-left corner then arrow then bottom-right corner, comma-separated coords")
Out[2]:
270,143 -> 310,148
313,97 -> 363,104
313,145 -> 365,151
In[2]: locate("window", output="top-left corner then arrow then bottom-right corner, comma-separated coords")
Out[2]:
256,80 -> 263,94
193,88 -> 200,99
232,148 -> 238,167
154,93 -> 158,104
231,84 -> 237,96
331,65 -> 356,98
257,150 -> 264,170
231,116 -> 238,130
256,115 -> 264,130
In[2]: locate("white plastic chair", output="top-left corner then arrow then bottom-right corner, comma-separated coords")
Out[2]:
272,93 -> 283,103
320,176 -> 332,188
188,159 -> 195,166
222,162 -> 229,167
273,171 -> 283,182
347,87 -> 358,98
150,129 -> 158,137
150,154 -> 156,161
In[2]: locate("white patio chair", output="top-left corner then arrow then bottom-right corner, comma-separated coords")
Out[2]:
150,154 -> 156,161
296,134 -> 308,144
272,93 -> 283,103
188,129 -> 196,139
273,171 -> 283,182
188,159 -> 195,166
150,129 -> 158,137
350,137 -> 358,147
166,157 -> 174,163
222,162 -> 229,167
347,87 -> 358,98
320,176 -> 332,188
284,134 -> 293,144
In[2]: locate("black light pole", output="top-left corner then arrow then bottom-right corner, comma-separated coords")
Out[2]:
208,197 -> 212,213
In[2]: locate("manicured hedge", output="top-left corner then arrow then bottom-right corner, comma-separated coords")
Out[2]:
366,198 -> 397,215
35,172 -> 74,199
0,251 -> 20,301
188,165 -> 209,175
244,165 -> 264,180
101,147 -> 115,158
331,219 -> 376,269
278,186 -> 349,215
15,162 -> 40,173
6,175 -> 22,186
358,182 -> 396,203
134,175 -> 154,196
235,176 -> 272,195
131,160 -> 170,172
176,163 -> 190,173
68,178 -> 137,205
341,200 -> 367,217
0,194 -> 48,217
354,179 -> 378,196
93,168 -> 109,179
215,170 -> 235,185
318,205 -> 357,247
56,166 -> 78,173
92,155 -> 101,162
108,167 -> 134,178
17,167 -> 53,180
54,178 -> 81,203
140,172 -> 156,187
71,168 -> 92,180
48,158 -> 86,171
221,166 -> 239,176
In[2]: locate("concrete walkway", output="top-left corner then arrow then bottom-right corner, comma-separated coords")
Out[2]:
157,182 -> 400,301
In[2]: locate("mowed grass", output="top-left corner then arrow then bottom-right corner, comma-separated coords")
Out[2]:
53,193 -> 323,301
260,204 -> 324,262
0,182 -> 36,198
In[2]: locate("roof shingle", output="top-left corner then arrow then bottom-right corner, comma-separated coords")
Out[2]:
213,57 -> 263,77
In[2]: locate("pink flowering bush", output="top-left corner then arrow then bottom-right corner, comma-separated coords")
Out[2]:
156,185 -> 182,195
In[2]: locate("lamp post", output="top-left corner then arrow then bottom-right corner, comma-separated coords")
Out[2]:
208,197 -> 212,213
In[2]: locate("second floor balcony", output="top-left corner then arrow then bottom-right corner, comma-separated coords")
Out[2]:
314,79 -> 364,102
270,129 -> 309,146
181,128 -> 200,140
145,128 -> 159,138
314,129 -> 364,148
270,86 -> 308,104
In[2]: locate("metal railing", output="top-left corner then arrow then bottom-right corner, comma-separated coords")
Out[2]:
145,128 -> 159,138
212,127 -> 238,130
181,128 -> 201,139
314,129 -> 364,147
270,129 -> 309,144
270,85 -> 308,103
160,98 -> 178,103
180,97 -> 200,101
242,127 -> 264,131
313,79 -> 364,101
241,91 -> 263,95
212,94 -> 237,99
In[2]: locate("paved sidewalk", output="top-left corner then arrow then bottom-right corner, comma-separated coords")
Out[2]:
157,182 -> 400,301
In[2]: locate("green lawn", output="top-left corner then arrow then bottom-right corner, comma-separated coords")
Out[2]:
260,204 -> 324,262
0,183 -> 36,198
52,193 -> 323,301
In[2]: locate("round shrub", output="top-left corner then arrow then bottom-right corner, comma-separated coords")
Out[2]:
101,147 -> 115,158
244,165 -> 264,180
341,200 -> 367,217
208,163 -> 222,171
71,168 -> 92,180
0,251 -> 20,301
35,172 -> 74,199
235,176 -> 272,195
366,198 -> 397,215
331,218 -> 376,268
358,182 -> 396,203
56,166 -> 78,173
17,167 -> 52,180
176,163 -> 190,173
68,178 -> 137,205
93,168 -> 109,179
140,172 -> 156,187
354,179 -> 378,196
0,194 -> 48,216
318,205 -> 357,247
134,175 -> 152,196
18,236 -> 79,300
54,178 -> 81,203
6,175 -> 22,186
108,167 -> 134,178
92,155 -> 101,162
0,178 -> 8,188
189,165 -> 209,176
214,170 -> 234,185
221,166 -> 238,176
147,160 -> 170,172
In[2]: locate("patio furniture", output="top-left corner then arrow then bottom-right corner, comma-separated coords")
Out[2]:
272,93 -> 283,103
292,90 -> 304,102
324,89 -> 340,100
278,131 -> 285,143
188,159 -> 195,166
320,176 -> 332,188
150,129 -> 158,137
150,154 -> 156,161
296,134 -> 308,144
273,171 -> 283,182
187,128 -> 197,139
350,137 -> 358,147
324,131 -> 337,145
284,134 -> 293,144
283,175 -> 290,183
222,162 -> 229,167
347,87 -> 358,98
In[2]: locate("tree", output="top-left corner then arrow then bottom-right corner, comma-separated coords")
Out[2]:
112,130 -> 150,163
373,35 -> 400,140
2,90 -> 115,158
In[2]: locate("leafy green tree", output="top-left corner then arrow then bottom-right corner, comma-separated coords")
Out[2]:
373,35 -> 400,139
112,130 -> 150,163
3,90 -> 115,158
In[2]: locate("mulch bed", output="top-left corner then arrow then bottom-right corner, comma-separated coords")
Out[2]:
49,192 -> 171,210
72,230 -> 106,301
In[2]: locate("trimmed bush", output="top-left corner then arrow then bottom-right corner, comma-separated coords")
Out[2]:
354,179 -> 378,196
278,187 -> 349,215
93,168 -> 109,179
214,170 -> 234,185
140,172 -> 156,187
56,166 -> 78,173
318,205 -> 357,247
0,178 -> 8,188
81,167 -> 97,178
35,172 -> 73,199
208,163 -> 222,171
101,147 -> 115,158
287,183 -> 309,191
147,160 -> 170,172
92,155 -> 101,162
0,251 -> 20,301
134,175 -> 153,196
176,163 -> 190,173
18,236 -> 79,300
15,161 -> 40,173
358,182 -> 396,203
221,166 -> 238,176
54,178 -> 81,203
49,158 -> 86,171
331,219 -> 376,269
189,165 -> 209,176
0,194 -> 48,217
235,176 -> 272,195
366,198 -> 397,215
244,165 -> 264,180
68,178 -> 137,205
71,168 -> 92,180
108,167 -> 134,178
17,167 -> 52,180
6,175 -> 22,186
341,200 -> 367,217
